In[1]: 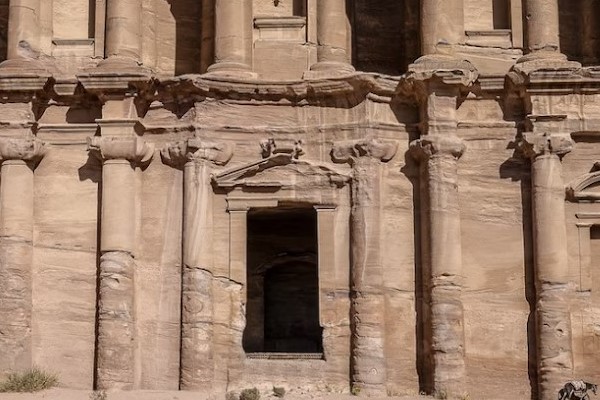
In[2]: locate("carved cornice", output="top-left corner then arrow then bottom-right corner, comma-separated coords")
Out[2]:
88,136 -> 154,164
409,134 -> 466,161
331,139 -> 398,165
518,132 -> 573,159
161,138 -> 234,169
0,137 -> 47,164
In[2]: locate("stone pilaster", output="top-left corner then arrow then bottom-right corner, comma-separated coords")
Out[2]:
519,132 -> 574,400
161,138 -> 233,392
88,131 -> 154,390
306,0 -> 354,77
411,134 -> 466,397
332,139 -> 398,397
206,0 -> 255,77
0,136 -> 46,374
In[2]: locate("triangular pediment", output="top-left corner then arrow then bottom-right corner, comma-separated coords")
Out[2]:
212,153 -> 351,190
567,170 -> 600,201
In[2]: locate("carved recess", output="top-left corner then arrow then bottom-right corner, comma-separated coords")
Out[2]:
161,138 -> 234,169
0,137 -> 47,164
88,136 -> 154,164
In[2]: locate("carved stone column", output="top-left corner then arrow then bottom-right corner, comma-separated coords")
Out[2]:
332,139 -> 398,397
411,134 -> 466,396
206,0 -> 254,77
520,132 -> 574,400
524,0 -> 560,54
420,0 -> 465,55
104,0 -> 143,64
0,137 -> 46,373
307,0 -> 354,75
88,131 -> 154,390
6,0 -> 41,60
161,138 -> 233,391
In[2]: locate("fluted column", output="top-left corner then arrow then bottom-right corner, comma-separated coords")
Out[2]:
102,0 -> 142,66
332,139 -> 398,397
308,0 -> 354,75
207,0 -> 254,77
88,129 -> 154,390
420,0 -> 465,55
161,138 -> 233,391
411,134 -> 466,397
0,137 -> 46,373
520,132 -> 574,400
6,0 -> 41,60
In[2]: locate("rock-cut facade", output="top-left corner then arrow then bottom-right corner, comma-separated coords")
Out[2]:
0,1 -> 599,399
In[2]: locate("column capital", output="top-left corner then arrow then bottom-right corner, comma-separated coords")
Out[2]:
88,136 -> 154,164
410,134 -> 465,162
0,137 -> 47,164
160,138 -> 234,169
518,132 -> 573,159
331,139 -> 398,165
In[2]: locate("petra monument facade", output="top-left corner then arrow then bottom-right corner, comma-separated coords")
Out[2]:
0,0 -> 599,399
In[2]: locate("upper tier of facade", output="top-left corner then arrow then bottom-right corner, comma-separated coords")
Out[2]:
0,0 -> 598,80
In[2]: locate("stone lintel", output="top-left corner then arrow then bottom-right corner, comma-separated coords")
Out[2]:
410,134 -> 465,162
88,135 -> 154,164
519,132 -> 573,159
161,139 -> 234,169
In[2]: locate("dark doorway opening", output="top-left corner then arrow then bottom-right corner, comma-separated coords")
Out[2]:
243,206 -> 322,355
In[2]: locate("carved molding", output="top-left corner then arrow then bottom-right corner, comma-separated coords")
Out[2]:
567,164 -> 600,202
88,136 -> 154,164
410,134 -> 465,162
161,138 -> 234,169
331,139 -> 398,164
518,132 -> 573,159
0,137 -> 47,164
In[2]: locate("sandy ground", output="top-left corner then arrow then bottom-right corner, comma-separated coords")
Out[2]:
0,389 -> 434,400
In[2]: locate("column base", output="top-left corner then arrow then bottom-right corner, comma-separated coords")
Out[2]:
514,50 -> 581,74
303,61 -> 355,79
205,62 -> 257,79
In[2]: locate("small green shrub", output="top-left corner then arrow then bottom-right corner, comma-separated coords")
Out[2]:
434,389 -> 448,399
273,386 -> 285,398
240,387 -> 260,400
90,390 -> 108,400
0,367 -> 58,393
351,385 -> 361,396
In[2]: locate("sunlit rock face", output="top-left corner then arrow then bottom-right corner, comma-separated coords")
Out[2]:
0,2 -> 598,400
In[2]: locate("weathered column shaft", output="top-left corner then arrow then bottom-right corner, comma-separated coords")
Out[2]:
332,139 -> 397,397
533,153 -> 573,400
411,134 -> 466,396
0,160 -> 34,371
524,0 -> 560,53
7,0 -> 41,59
161,139 -> 233,391
0,137 -> 45,374
180,160 -> 214,390
521,132 -> 573,400
426,149 -> 465,391
420,0 -> 465,55
105,0 -> 142,61
208,0 -> 253,73
350,158 -> 386,395
315,0 -> 351,66
96,159 -> 136,390
89,132 -> 154,390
